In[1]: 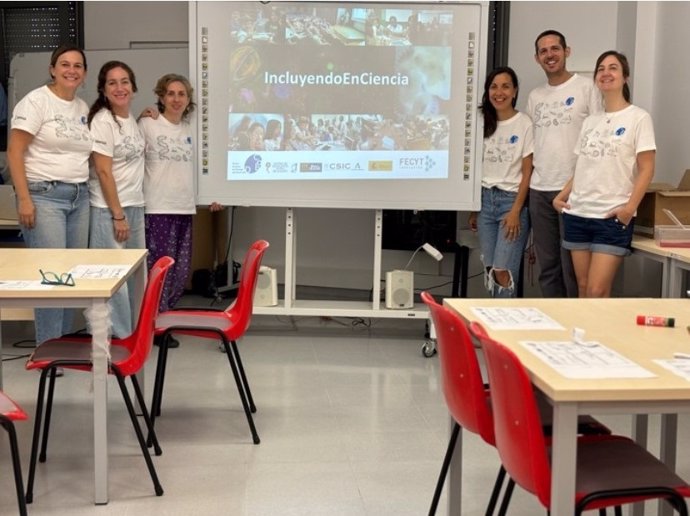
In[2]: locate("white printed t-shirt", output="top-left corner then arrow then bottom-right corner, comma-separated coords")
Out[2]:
139,115 -> 196,214
564,104 -> 656,219
89,109 -> 145,208
527,73 -> 602,191
481,111 -> 534,193
10,85 -> 92,183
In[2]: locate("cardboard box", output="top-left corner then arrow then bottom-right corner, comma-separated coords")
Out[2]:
636,170 -> 690,235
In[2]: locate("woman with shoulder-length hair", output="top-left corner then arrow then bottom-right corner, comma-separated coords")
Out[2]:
553,51 -> 655,298
7,44 -> 93,345
138,74 -> 222,347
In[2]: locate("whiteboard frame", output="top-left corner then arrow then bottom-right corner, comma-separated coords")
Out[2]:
190,0 -> 488,211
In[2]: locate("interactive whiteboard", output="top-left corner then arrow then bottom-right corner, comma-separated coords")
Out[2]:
191,0 -> 488,210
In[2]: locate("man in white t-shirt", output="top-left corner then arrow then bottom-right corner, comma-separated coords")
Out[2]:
527,29 -> 601,298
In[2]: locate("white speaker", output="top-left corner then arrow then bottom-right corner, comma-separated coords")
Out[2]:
254,266 -> 278,307
385,270 -> 414,309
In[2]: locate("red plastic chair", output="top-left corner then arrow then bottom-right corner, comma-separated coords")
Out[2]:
476,322 -> 690,515
422,291 -> 511,515
150,239 -> 269,445
24,256 -> 174,503
0,391 -> 28,516
422,293 -> 610,516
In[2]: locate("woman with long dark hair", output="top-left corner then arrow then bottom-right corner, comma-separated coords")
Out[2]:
88,60 -> 145,337
469,67 -> 533,297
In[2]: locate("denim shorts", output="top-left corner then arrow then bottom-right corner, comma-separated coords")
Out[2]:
562,212 -> 633,257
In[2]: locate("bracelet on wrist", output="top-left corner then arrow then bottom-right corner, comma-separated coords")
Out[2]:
111,215 -> 126,221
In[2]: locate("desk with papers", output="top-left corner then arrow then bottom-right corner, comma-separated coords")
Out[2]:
444,297 -> 690,516
0,248 -> 147,505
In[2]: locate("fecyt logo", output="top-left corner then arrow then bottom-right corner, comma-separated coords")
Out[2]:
398,156 -> 437,172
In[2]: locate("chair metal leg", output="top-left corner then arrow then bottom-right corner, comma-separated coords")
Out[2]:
496,478 -> 515,516
153,333 -> 172,418
1,419 -> 28,516
26,368 -> 50,504
230,339 -> 256,413
222,340 -> 260,444
485,466 -> 508,516
130,374 -> 162,456
114,373 -> 164,496
148,336 -> 170,446
39,367 -> 57,463
428,422 -> 460,516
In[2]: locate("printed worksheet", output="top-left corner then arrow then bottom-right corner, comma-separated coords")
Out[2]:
654,359 -> 690,381
521,340 -> 656,379
471,307 -> 564,330
68,265 -> 130,279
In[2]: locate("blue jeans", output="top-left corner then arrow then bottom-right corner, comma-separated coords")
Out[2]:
477,187 -> 529,298
89,206 -> 145,338
21,181 -> 90,344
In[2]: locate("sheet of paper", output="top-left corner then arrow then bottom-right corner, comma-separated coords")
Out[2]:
654,359 -> 690,381
68,265 -> 130,279
521,340 -> 656,379
471,307 -> 564,330
0,280 -> 54,290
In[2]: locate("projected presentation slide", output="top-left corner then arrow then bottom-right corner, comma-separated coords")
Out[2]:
194,1 -> 484,210
218,3 -> 460,181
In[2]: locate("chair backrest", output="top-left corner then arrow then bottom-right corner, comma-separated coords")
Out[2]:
473,323 -> 552,508
0,391 -> 27,422
225,240 -> 269,335
120,256 -> 175,376
421,292 -> 495,444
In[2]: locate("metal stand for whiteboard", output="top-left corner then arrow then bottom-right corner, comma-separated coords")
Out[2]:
252,208 -> 429,320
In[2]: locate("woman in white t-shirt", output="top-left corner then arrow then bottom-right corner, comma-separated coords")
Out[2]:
8,44 -> 93,345
469,67 -> 533,298
139,74 -> 222,322
553,51 -> 655,298
87,61 -> 146,338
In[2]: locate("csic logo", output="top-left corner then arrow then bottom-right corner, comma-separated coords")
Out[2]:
244,154 -> 262,173
299,162 -> 323,172
327,162 -> 356,170
368,160 -> 393,171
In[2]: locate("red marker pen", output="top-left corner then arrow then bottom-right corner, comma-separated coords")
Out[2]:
637,315 -> 675,327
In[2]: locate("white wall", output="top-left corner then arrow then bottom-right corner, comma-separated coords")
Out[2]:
84,2 -> 188,50
80,1 -> 682,298
650,2 -> 690,186
508,2 -> 619,112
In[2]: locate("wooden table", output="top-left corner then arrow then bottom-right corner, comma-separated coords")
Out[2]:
444,297 -> 690,516
0,248 -> 147,505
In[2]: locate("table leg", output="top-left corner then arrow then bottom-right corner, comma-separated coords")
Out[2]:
88,300 -> 110,505
659,414 -> 678,516
448,417 -> 462,516
631,414 -> 649,516
550,402 -> 578,516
